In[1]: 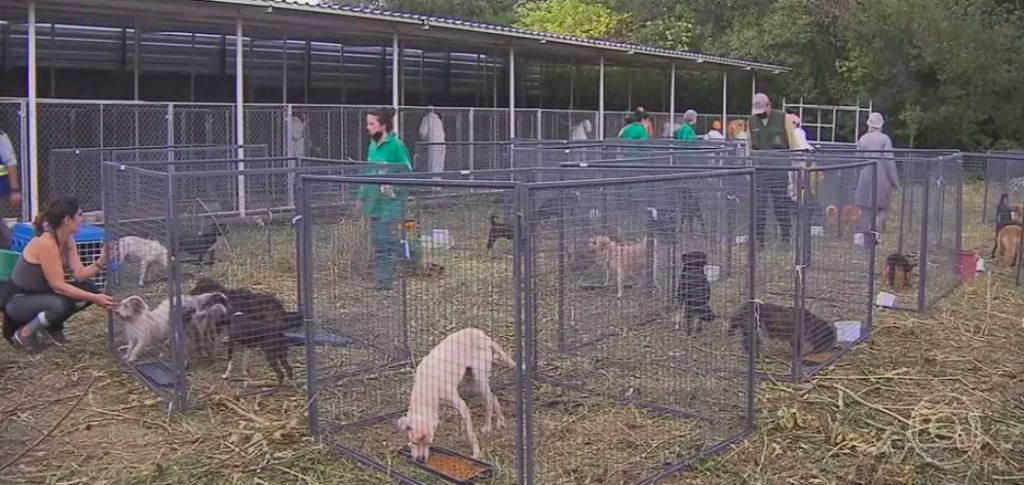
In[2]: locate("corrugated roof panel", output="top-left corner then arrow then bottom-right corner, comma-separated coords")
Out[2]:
220,0 -> 789,72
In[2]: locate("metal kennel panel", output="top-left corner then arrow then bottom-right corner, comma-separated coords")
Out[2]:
101,162 -> 186,412
300,174 -> 527,485
522,170 -> 757,485
412,141 -> 513,173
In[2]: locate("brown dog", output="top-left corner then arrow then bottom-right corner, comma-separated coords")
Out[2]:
825,204 -> 862,231
993,223 -> 1023,267
882,253 -> 915,290
587,235 -> 657,298
726,301 -> 837,359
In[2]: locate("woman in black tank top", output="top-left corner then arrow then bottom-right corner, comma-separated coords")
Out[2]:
2,197 -> 113,353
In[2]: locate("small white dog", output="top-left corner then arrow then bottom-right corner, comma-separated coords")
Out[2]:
587,235 -> 658,298
397,328 -> 515,462
114,292 -> 229,364
112,236 -> 172,286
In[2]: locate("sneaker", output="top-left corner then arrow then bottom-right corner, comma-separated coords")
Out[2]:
12,331 -> 41,354
46,328 -> 67,347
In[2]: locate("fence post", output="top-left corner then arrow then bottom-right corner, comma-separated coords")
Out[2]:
286,104 -> 296,208
18,100 -> 30,221
918,168 -> 931,312
166,103 -> 175,147
535,109 -> 542,140
297,177 -> 319,436
468,108 -> 475,171
166,165 -> 189,412
792,168 -> 808,381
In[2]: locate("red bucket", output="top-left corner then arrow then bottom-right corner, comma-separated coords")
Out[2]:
960,250 -> 979,283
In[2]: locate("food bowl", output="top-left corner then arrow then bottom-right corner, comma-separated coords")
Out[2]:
404,446 -> 495,485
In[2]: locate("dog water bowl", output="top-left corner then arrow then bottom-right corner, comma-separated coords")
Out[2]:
834,321 -> 863,343
133,361 -> 176,388
404,446 -> 496,485
704,264 -> 721,283
875,292 -> 897,309
810,225 -> 824,237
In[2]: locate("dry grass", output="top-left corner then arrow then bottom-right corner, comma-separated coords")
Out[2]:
2,180 -> 1023,485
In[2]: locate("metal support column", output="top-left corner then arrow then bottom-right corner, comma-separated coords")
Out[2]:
235,18 -> 246,216
27,0 -> 39,218
669,63 -> 676,136
392,34 -> 400,136
598,55 -> 605,140
508,46 -> 515,140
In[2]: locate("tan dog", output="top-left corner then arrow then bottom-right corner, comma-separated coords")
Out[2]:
825,204 -> 862,231
398,328 -> 515,462
587,235 -> 657,298
994,224 -> 1023,267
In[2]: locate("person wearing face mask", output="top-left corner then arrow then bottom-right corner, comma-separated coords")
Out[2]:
747,93 -> 800,250
355,107 -> 412,291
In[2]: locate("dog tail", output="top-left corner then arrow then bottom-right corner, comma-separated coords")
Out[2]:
283,311 -> 304,330
490,340 -> 516,369
825,204 -> 838,224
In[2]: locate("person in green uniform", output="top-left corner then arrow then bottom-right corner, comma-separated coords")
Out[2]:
618,111 -> 649,140
673,109 -> 699,141
355,107 -> 412,291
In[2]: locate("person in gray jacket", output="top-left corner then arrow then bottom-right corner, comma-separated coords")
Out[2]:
854,112 -> 899,244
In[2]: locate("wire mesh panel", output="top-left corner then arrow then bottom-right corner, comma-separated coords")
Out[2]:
244,105 -> 288,157
301,175 -> 524,485
412,142 -> 512,173
101,163 -> 185,411
524,170 -> 756,485
172,104 -> 235,146
793,162 -> 878,381
290,105 -> 346,159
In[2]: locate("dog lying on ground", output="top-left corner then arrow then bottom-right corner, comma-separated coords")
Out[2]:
727,301 -> 837,359
397,327 -> 515,462
825,204 -> 862,232
188,277 -> 303,382
179,223 -> 229,264
882,253 -> 915,290
114,292 -> 230,364
993,223 -> 1023,267
486,215 -> 514,254
588,235 -> 657,298
675,251 -> 714,335
111,236 -> 171,286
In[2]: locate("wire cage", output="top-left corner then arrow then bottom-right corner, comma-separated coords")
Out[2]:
100,156 -> 370,412
299,167 -> 757,485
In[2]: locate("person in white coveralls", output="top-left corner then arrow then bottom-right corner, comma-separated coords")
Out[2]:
419,110 -> 446,174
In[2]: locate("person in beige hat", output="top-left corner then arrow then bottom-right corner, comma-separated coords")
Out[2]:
747,92 -> 800,250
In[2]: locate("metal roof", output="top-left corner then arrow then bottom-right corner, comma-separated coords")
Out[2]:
208,0 -> 790,73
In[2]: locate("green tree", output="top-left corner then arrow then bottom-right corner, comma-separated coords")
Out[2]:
514,0 -> 629,38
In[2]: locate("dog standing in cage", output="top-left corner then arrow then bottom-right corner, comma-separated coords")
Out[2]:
675,251 -> 714,335
110,236 -> 171,286
587,235 -> 658,298
398,327 -> 515,462
114,292 -> 230,364
727,301 -> 837,359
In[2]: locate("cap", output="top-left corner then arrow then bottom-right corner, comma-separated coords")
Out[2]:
752,93 -> 770,115
867,112 -> 885,129
683,109 -> 698,122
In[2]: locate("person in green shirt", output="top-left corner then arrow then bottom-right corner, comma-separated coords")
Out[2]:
673,109 -> 699,141
355,106 -> 412,291
618,111 -> 649,140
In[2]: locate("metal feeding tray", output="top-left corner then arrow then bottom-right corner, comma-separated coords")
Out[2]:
404,446 -> 495,485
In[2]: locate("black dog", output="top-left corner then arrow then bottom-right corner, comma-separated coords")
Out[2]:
189,277 -> 302,384
727,301 -> 837,359
678,186 -> 706,233
675,251 -> 714,335
996,193 -> 1014,223
180,223 -> 229,264
486,215 -> 514,254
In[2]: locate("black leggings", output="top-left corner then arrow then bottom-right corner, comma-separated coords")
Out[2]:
4,280 -> 98,334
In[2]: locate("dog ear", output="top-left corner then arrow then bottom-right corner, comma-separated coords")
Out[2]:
397,416 -> 411,434
128,296 -> 146,314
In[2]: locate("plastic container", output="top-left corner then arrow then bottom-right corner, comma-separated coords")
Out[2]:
834,321 -> 863,343
960,250 -> 980,283
11,222 -> 108,291
0,249 -> 19,282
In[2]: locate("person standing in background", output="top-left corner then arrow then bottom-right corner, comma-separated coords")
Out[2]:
855,112 -> 899,241
747,93 -> 800,250
419,109 -> 446,175
673,110 -> 699,141
618,111 -> 649,140
705,120 -> 725,140
570,118 -> 593,141
0,127 -> 22,249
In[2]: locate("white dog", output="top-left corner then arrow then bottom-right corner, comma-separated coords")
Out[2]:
112,236 -> 172,286
397,328 -> 515,462
114,292 -> 229,364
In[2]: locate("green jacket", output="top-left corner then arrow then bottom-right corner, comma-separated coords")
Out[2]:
358,132 -> 412,221
619,122 -> 649,140
673,123 -> 697,141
